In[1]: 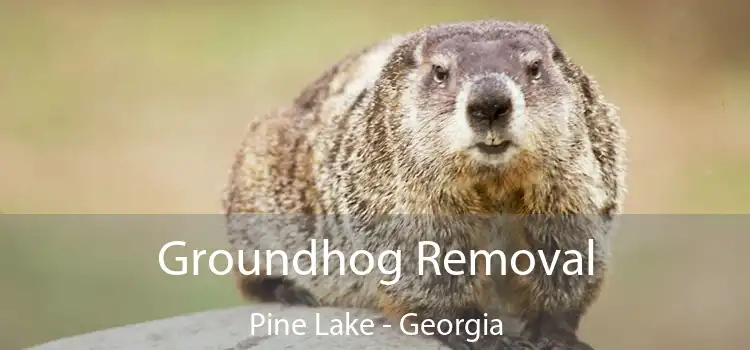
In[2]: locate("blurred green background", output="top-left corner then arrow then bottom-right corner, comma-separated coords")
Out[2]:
1,1 -> 749,349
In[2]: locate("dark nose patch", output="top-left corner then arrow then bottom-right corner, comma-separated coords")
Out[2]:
466,76 -> 514,126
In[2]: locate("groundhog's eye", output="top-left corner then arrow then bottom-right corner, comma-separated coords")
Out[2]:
526,60 -> 543,81
432,64 -> 449,84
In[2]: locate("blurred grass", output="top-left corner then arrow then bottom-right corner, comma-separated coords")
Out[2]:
1,215 -> 238,349
0,1 -> 748,349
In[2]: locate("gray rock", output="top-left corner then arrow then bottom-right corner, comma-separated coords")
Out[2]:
27,304 -> 448,350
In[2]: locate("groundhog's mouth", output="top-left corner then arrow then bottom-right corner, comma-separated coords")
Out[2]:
475,140 -> 513,155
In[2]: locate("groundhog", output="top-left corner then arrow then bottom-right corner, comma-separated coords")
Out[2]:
223,20 -> 627,350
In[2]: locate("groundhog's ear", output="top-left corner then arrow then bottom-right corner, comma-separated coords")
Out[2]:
543,32 -> 581,85
541,31 -> 601,113
542,31 -> 566,65
556,48 -> 602,119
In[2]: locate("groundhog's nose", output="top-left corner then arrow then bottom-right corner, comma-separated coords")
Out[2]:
466,76 -> 515,126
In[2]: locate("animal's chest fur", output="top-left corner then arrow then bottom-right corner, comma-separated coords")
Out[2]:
379,185 -> 530,256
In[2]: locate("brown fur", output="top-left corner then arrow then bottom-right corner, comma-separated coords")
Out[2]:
224,20 -> 626,350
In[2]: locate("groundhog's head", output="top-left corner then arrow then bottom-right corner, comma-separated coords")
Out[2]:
384,20 -> 590,178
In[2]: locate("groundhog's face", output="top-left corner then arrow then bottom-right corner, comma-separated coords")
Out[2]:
399,22 -> 581,170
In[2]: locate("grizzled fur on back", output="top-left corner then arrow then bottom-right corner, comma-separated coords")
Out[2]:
224,19 -> 627,341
